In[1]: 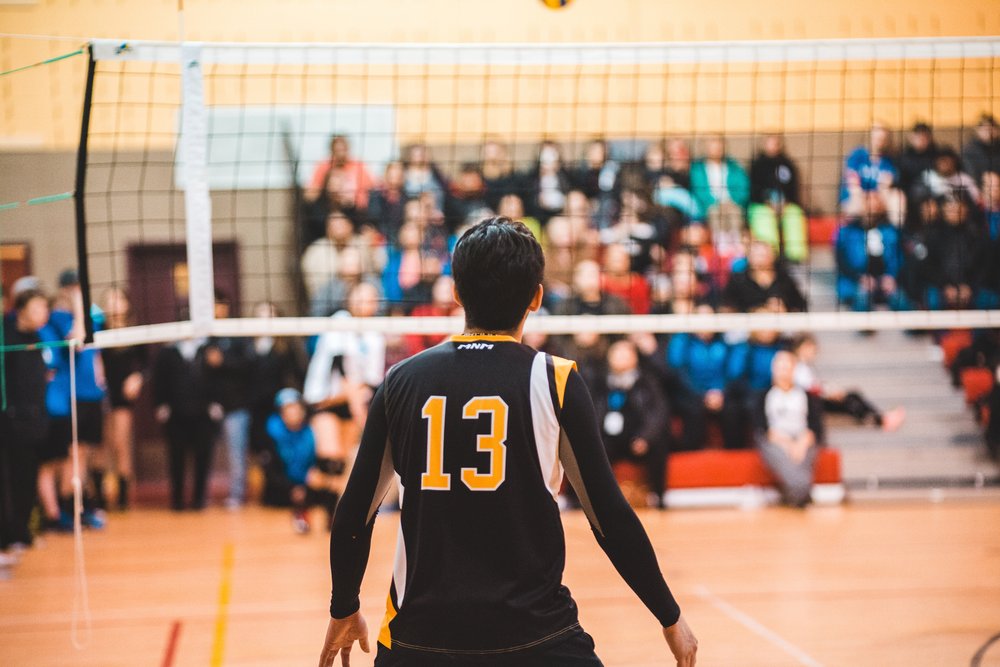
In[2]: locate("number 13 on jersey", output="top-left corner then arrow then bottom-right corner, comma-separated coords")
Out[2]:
421,395 -> 509,491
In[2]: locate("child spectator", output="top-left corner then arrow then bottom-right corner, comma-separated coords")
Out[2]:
153,337 -> 223,511
592,340 -> 671,509
601,243 -> 650,314
1,289 -> 50,558
791,333 -> 905,442
754,351 -> 822,508
835,191 -> 911,312
962,114 -> 1000,184
266,388 -> 338,534
925,195 -> 979,311
748,134 -> 808,263
304,134 -> 374,237
689,135 -> 751,253
723,239 -> 807,313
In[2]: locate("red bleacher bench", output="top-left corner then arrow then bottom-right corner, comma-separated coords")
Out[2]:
940,330 -> 973,369
808,216 -> 839,246
961,367 -> 994,406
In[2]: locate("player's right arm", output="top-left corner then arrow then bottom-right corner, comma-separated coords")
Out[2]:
558,369 -> 698,666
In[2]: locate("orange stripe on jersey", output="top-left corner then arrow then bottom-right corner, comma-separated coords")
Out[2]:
378,591 -> 398,649
450,334 -> 518,343
551,356 -> 577,408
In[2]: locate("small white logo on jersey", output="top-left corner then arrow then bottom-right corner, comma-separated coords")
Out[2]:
457,343 -> 494,350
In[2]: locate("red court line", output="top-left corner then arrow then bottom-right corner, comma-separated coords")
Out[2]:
160,619 -> 182,667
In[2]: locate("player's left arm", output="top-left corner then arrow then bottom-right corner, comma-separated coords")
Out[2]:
321,384 -> 395,666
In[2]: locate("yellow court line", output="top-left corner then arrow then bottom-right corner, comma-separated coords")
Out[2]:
210,542 -> 235,667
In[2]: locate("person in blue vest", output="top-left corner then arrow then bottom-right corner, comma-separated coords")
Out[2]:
666,303 -> 746,450
836,191 -> 912,313
36,269 -> 106,531
840,122 -> 898,213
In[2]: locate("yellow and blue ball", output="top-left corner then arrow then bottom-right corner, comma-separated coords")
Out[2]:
539,0 -> 574,9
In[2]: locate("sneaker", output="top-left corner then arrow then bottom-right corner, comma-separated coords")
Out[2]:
81,508 -> 106,530
292,512 -> 310,535
881,406 -> 906,432
0,551 -> 20,567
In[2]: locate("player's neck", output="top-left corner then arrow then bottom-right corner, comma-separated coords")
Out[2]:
462,325 -> 522,343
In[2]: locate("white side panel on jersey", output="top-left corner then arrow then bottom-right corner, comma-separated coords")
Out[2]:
392,484 -> 408,606
530,352 -> 563,499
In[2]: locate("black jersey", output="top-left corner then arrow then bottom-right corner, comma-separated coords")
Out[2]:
329,334 -> 680,656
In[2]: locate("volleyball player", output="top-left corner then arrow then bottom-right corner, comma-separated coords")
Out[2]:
318,217 -> 697,666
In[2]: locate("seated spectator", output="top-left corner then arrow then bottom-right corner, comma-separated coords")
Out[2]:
592,340 -> 670,508
748,134 -> 808,263
899,196 -> 940,307
564,189 -> 599,233
404,275 -> 462,357
367,160 -> 406,244
601,243 -> 650,314
754,351 -> 822,508
723,239 -> 807,313
981,171 -> 1000,241
665,137 -> 692,189
553,259 -> 630,318
977,173 -> 1000,309
792,333 -> 905,437
664,253 -> 702,315
840,122 -> 898,217
304,134 -> 374,239
689,135 -> 751,253
835,191 -> 911,312
542,214 -> 599,309
922,147 -> 981,204
480,139 -> 521,211
402,143 -> 448,213
925,195 -> 980,310
303,282 -> 386,473
666,304 -> 744,450
310,245 -> 385,317
556,330 -> 610,394
445,163 -> 492,232
897,122 -> 940,210
528,140 -> 573,224
383,221 -> 445,309
962,113 -> 1000,184
573,138 -> 620,229
266,388 -> 338,534
676,223 -> 728,293
729,313 -> 787,396
643,139 -> 666,187
301,211 -> 386,301
598,186 -> 663,274
497,193 -> 541,241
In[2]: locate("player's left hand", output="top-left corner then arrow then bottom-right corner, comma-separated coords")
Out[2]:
318,611 -> 370,667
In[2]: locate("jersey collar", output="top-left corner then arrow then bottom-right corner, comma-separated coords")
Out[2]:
450,334 -> 518,343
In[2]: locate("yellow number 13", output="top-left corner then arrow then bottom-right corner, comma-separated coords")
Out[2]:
421,395 -> 508,492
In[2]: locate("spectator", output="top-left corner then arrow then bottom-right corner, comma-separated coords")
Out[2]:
923,147 -> 981,204
383,220 -> 444,309
723,238 -> 806,313
977,173 -> 1000,309
497,193 -> 542,241
402,143 -> 448,214
899,196 -> 940,307
689,135 -> 751,254
98,286 -> 147,511
1,289 -> 50,559
528,140 -> 573,224
725,309 -> 789,449
897,122 -> 939,206
665,252 -> 704,316
665,137 -> 692,189
37,269 -> 105,530
592,340 -> 671,509
754,351 -> 822,508
666,304 -> 744,450
601,243 -> 650,314
981,171 -> 1000,241
480,139 -> 521,211
652,172 -> 701,224
835,191 -> 911,312
304,134 -> 375,238
303,282 -> 386,475
564,189 -> 599,235
367,160 -> 406,244
962,113 -> 1000,184
748,134 -> 808,263
445,163 -> 492,232
553,259 -> 630,318
301,211 -> 385,300
599,185 -> 663,275
840,122 -> 898,216
925,195 -> 980,310
642,139 -> 666,187
153,336 -> 223,511
266,388 -> 339,534
309,245 -> 384,317
404,275 -> 462,357
573,138 -> 620,228
542,215 -> 596,309
676,223 -> 728,294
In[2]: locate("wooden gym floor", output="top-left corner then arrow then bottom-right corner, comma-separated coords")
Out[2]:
1,501 -> 999,667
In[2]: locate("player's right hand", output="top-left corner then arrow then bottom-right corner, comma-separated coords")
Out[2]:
663,614 -> 698,667
318,611 -> 370,667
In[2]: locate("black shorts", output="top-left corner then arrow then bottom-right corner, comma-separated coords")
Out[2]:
319,403 -> 352,420
374,630 -> 602,667
39,402 -> 104,462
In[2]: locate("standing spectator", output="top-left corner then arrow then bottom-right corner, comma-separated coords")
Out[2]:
99,287 -> 146,511
592,340 -> 671,509
897,122 -> 939,206
304,134 -> 374,238
723,239 -> 807,313
573,138 -> 620,229
748,134 -> 808,263
153,337 -> 222,511
301,211 -> 385,301
962,114 -> 1000,184
925,195 -> 980,311
480,139 -> 520,211
922,147 -> 981,204
601,243 -> 650,315
665,137 -> 692,189
840,122 -> 898,214
835,192 -> 911,312
37,270 -> 106,530
1,289 -> 50,558
755,351 -> 822,508
689,135 -> 751,254
366,160 -> 406,244
402,143 -> 449,213
528,140 -> 573,224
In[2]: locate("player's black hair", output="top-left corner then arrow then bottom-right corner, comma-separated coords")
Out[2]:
452,216 -> 544,333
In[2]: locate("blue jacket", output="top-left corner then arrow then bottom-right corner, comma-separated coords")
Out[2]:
836,219 -> 904,280
267,413 -> 316,486
727,341 -> 783,392
667,333 -> 736,395
840,147 -> 897,201
38,309 -> 105,416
